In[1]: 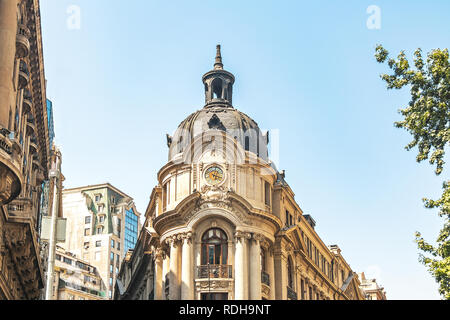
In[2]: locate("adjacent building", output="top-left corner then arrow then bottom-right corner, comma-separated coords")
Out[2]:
358,272 -> 387,300
48,245 -> 107,300
0,0 -> 54,300
61,183 -> 141,299
115,46 -> 366,300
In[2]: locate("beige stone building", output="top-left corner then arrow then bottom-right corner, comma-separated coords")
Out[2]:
358,272 -> 387,300
49,245 -> 107,300
61,183 -> 141,299
116,46 -> 366,300
0,0 -> 54,300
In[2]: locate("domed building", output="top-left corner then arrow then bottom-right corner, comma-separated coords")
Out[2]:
114,46 -> 365,301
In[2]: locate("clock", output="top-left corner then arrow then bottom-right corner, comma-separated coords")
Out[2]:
205,166 -> 224,185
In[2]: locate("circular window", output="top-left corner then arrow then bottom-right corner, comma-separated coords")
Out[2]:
204,165 -> 224,185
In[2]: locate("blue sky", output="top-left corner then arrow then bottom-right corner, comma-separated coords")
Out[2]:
40,0 -> 449,299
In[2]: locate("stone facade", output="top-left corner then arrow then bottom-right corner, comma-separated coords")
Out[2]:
0,0 -> 52,300
61,183 -> 141,299
115,46 -> 366,300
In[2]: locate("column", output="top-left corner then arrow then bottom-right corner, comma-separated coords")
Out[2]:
168,236 -> 180,300
249,234 -> 262,300
274,251 -> 287,299
234,231 -> 246,300
0,0 -> 19,128
267,248 -> 275,300
181,232 -> 193,300
154,249 -> 163,300
161,251 -> 169,300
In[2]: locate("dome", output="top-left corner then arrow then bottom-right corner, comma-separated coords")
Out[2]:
167,45 -> 269,162
168,105 -> 269,161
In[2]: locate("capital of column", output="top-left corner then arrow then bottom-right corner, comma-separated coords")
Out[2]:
252,233 -> 264,243
235,230 -> 251,242
178,231 -> 193,243
165,235 -> 179,247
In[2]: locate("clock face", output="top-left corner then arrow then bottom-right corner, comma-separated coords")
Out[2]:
205,166 -> 224,185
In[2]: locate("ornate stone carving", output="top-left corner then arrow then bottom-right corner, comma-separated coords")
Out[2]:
195,279 -> 233,290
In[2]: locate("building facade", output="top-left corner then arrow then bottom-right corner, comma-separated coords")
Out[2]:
115,46 -> 366,301
49,246 -> 107,300
358,272 -> 387,300
61,183 -> 140,299
0,0 -> 53,300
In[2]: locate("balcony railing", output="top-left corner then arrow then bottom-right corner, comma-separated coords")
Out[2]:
261,271 -> 270,286
197,265 -> 232,279
59,279 -> 105,298
287,286 -> 298,300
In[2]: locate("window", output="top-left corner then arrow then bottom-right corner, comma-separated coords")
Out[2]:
99,215 -> 105,223
301,279 -> 305,300
111,196 -> 116,204
116,267 -> 119,274
110,264 -> 113,273
85,216 -> 91,224
287,257 -> 294,289
96,240 -> 101,247
110,252 -> 114,262
83,242 -> 89,249
95,195 -> 101,202
201,228 -> 228,265
111,239 -> 115,248
63,257 -> 72,265
84,228 -> 90,236
55,254 -> 61,261
117,242 -> 120,250
97,227 -> 103,234
264,181 -> 270,206
109,277 -> 113,285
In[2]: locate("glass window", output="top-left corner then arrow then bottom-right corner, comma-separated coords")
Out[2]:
96,240 -> 101,247
99,215 -> 105,223
201,228 -> 228,265
110,252 -> 114,262
287,257 -> 294,289
85,216 -> 91,224
84,228 -> 90,236
111,239 -> 115,248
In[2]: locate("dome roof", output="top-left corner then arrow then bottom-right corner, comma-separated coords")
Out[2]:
167,45 -> 269,162
168,105 -> 269,161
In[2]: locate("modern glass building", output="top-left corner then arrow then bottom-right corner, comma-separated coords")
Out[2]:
124,208 -> 138,253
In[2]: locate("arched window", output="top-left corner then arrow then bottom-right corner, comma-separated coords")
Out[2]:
287,257 -> 294,289
211,78 -> 223,99
244,136 -> 250,151
201,228 -> 228,265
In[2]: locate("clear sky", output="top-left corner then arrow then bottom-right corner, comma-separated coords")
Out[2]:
40,0 -> 449,299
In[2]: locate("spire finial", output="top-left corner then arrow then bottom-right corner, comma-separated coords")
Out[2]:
214,44 -> 223,70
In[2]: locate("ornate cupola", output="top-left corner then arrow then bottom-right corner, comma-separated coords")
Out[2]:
202,45 -> 235,107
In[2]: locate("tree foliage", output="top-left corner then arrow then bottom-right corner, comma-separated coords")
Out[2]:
375,45 -> 450,299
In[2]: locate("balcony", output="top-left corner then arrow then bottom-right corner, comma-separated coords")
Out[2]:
16,24 -> 31,58
29,139 -> 38,155
287,286 -> 297,300
7,197 -> 33,221
26,116 -> 36,136
18,60 -> 29,89
197,265 -> 232,279
0,130 -> 22,205
23,90 -> 32,114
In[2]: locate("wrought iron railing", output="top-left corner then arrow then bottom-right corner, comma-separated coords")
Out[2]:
197,265 -> 232,279
287,286 -> 298,300
261,271 -> 270,286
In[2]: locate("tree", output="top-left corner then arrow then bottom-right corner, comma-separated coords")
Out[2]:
375,45 -> 450,299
